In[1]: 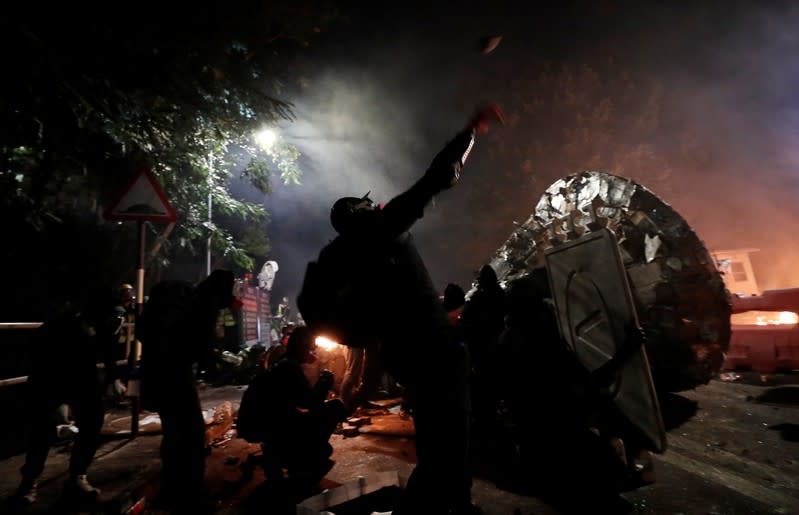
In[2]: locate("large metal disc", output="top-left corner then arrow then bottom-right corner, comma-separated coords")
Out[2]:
486,171 -> 731,392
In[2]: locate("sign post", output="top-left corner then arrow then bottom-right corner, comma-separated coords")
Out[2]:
104,168 -> 177,437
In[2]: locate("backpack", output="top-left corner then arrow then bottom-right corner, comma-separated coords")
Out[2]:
137,280 -> 196,341
136,280 -> 196,411
297,238 -> 375,347
236,369 -> 273,443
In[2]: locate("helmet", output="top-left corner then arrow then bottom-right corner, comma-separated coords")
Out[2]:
443,283 -> 466,312
330,192 -> 376,234
119,283 -> 134,291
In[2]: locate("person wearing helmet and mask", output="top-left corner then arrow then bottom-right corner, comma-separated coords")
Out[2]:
244,326 -> 346,485
300,105 -> 504,515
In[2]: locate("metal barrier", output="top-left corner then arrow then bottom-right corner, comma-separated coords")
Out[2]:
0,322 -> 43,330
0,321 -> 140,436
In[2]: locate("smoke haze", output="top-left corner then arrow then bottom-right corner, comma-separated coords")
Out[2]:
259,1 -> 799,307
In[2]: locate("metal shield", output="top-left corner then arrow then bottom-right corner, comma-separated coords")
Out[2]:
545,228 -> 667,453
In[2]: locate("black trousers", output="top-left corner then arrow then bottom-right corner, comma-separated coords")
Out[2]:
263,398 -> 347,476
154,374 -> 207,507
385,341 -> 473,514
21,382 -> 105,481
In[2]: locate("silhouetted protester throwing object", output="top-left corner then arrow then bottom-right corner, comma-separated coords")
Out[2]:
298,105 -> 504,515
238,326 -> 346,485
137,269 -> 236,513
15,285 -> 119,505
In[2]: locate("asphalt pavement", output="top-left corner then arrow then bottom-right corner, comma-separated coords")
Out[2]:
0,376 -> 796,515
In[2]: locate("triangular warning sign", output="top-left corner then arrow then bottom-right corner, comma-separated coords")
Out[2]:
104,169 -> 177,222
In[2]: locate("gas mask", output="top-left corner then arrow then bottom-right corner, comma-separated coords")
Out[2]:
330,192 -> 377,234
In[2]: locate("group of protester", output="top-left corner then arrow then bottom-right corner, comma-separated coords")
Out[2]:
13,103 -> 648,514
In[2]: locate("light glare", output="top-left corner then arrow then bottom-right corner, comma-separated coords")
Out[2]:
254,128 -> 277,150
315,336 -> 339,350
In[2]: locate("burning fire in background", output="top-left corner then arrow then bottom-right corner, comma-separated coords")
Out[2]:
314,336 -> 341,351
731,311 -> 799,326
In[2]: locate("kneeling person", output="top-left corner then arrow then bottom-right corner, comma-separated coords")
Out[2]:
243,326 -> 346,482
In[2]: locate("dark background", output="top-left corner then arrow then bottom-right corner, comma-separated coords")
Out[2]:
260,1 -> 799,308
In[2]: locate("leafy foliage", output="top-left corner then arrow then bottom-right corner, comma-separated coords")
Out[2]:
0,3 -> 339,299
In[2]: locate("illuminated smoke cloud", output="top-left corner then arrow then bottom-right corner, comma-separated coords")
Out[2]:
261,2 -> 799,306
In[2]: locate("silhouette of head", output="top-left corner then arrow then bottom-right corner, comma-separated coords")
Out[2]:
477,264 -> 498,289
443,283 -> 466,312
197,269 -> 235,309
330,193 -> 376,234
286,326 -> 317,363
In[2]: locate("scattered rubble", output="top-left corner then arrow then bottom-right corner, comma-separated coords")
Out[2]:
339,426 -> 360,438
346,416 -> 371,427
205,401 -> 235,446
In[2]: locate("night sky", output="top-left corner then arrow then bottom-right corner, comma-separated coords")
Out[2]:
242,1 -> 799,308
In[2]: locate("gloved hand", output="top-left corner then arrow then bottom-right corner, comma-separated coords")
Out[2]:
423,103 -> 506,192
467,103 -> 505,134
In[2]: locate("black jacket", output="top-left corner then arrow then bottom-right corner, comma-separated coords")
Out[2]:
315,128 -> 477,384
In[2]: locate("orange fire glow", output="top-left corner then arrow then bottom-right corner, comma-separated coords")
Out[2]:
731,311 -> 799,326
314,336 -> 340,351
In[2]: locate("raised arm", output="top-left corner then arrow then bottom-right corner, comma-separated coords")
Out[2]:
365,105 -> 505,241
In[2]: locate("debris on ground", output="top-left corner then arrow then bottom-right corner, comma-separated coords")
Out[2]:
206,401 -> 236,446
347,416 -> 371,427
366,398 -> 403,409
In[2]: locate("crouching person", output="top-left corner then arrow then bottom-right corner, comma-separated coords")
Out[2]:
238,326 -> 346,484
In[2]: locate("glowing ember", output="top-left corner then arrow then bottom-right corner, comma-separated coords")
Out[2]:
314,336 -> 340,350
731,311 -> 799,326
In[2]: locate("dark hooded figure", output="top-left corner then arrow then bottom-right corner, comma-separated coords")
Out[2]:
137,269 -> 235,513
15,283 -> 120,505
461,265 -> 507,361
301,106 -> 504,515
459,264 -> 507,450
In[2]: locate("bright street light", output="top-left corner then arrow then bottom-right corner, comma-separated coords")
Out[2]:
254,127 -> 278,150
206,128 -> 280,276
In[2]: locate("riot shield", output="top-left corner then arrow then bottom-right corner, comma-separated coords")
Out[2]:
545,228 -> 666,453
